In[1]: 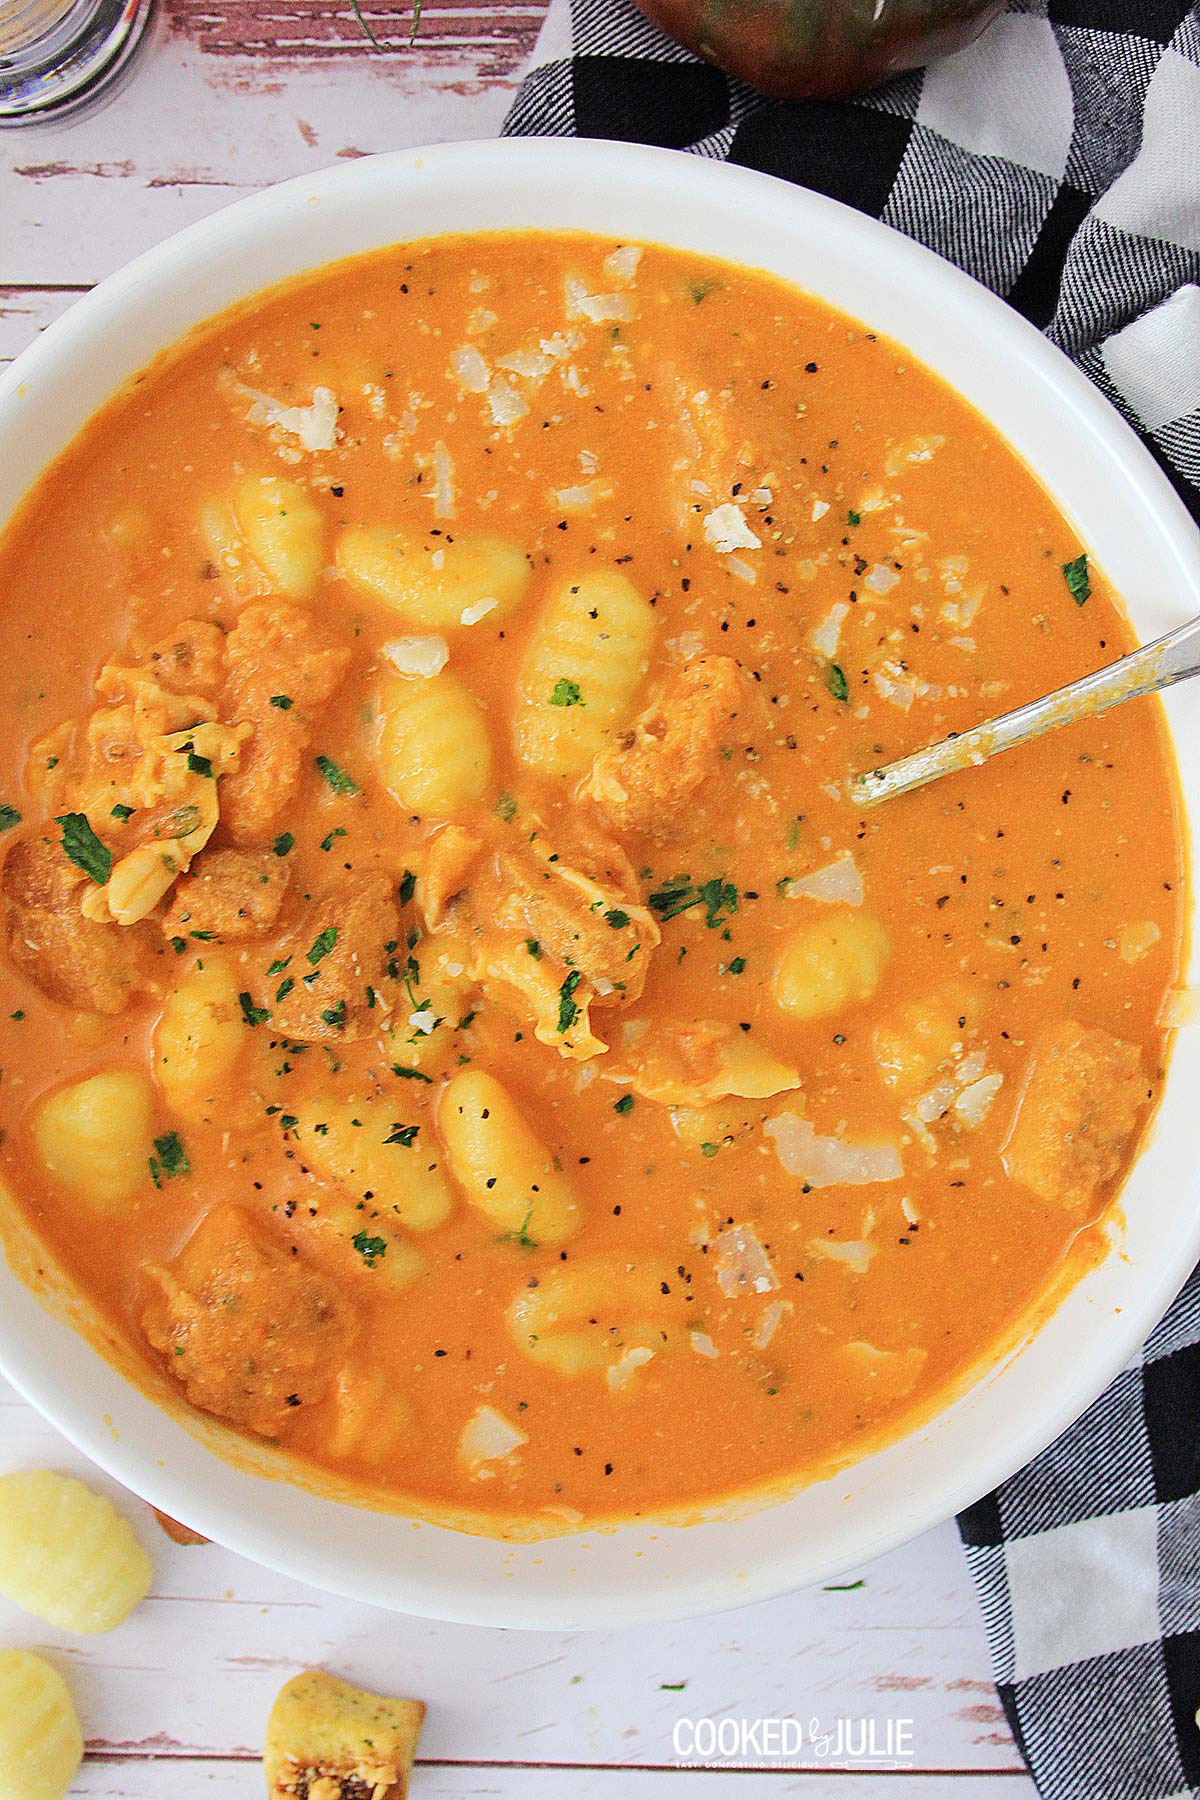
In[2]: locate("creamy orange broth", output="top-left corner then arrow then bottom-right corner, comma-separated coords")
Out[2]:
0,233 -> 1183,1532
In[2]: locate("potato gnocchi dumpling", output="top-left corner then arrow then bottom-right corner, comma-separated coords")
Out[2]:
155,952 -> 248,1124
32,1070 -> 157,1209
377,670 -> 493,818
337,524 -> 530,630
295,1098 -> 455,1235
232,473 -> 326,598
772,913 -> 890,1024
513,569 -> 656,775
0,1650 -> 83,1800
439,1068 -> 581,1245
264,1668 -> 425,1800
0,1470 -> 152,1634
507,1255 -> 690,1377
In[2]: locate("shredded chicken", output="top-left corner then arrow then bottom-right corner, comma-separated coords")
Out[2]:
1003,1020 -> 1150,1213
2,834 -> 160,1014
220,600 -> 351,843
142,1204 -> 352,1438
162,846 -> 291,940
582,655 -> 748,835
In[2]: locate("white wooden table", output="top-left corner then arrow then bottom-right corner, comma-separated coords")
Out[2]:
0,9 -> 1037,1792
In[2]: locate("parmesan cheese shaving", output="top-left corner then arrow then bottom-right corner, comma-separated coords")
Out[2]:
382,636 -> 449,679
243,384 -> 339,452
450,345 -> 490,393
765,1114 -> 903,1187
702,503 -> 762,554
713,1224 -> 779,1299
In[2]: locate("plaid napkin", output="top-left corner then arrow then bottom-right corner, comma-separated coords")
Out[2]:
504,6 -> 1200,1795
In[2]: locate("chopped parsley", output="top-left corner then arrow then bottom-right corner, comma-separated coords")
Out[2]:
351,1230 -> 387,1267
391,1064 -> 432,1082
613,1093 -> 634,1115
525,938 -> 543,960
267,955 -> 291,976
275,977 -> 295,1002
1062,552 -> 1090,605
186,750 -> 213,778
498,1208 -> 539,1250
239,991 -> 270,1027
688,278 -> 719,304
321,999 -> 347,1030
307,926 -> 338,966
398,869 -> 416,906
557,968 -> 582,1035
0,805 -> 20,833
727,956 -> 747,974
110,803 -> 135,821
605,908 -> 630,929
549,677 -> 583,707
149,1131 -> 189,1188
315,754 -> 359,795
170,936 -> 187,954
270,693 -> 294,710
494,793 -> 518,822
384,1123 -> 419,1146
825,662 -> 849,702
847,510 -> 861,527
320,827 -> 347,852
700,1141 -> 718,1158
273,832 -> 294,857
648,874 -> 738,930
55,813 -> 111,885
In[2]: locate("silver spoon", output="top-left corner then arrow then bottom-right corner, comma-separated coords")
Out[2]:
851,613 -> 1200,807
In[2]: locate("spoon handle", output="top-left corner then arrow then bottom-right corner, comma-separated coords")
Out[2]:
851,612 -> 1200,808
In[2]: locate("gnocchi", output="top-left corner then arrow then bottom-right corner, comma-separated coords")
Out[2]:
232,473 -> 326,598
513,569 -> 656,775
506,1255 -> 689,1377
439,1069 -> 581,1244
154,952 -> 247,1124
772,913 -> 890,1024
378,670 -> 493,817
337,524 -> 530,629
32,1070 -> 156,1209
0,1651 -> 82,1800
296,1097 -> 455,1234
0,1470 -> 152,1634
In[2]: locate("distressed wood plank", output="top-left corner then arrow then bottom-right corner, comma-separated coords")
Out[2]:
0,287 -> 85,365
0,2 -> 548,290
72,1760 -> 1037,1796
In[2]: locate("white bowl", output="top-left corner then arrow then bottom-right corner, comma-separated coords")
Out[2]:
1,139 -> 1197,1628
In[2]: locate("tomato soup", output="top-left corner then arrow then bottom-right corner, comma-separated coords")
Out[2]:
0,233 -> 1183,1531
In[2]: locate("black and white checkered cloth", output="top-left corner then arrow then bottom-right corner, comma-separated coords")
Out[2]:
504,7 -> 1200,1795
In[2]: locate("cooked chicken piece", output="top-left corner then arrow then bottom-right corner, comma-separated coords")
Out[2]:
220,600 -> 351,843
444,822 -> 659,1060
1003,1020 -> 1151,1214
267,873 -> 402,1043
264,1669 -> 425,1800
582,655 -> 747,836
494,837 -> 659,1006
137,619 -> 226,698
2,834 -> 159,1014
162,846 -> 291,940
417,824 -> 483,930
142,1203 -> 352,1438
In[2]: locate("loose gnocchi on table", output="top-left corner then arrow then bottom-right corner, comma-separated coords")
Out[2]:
0,227 -> 1180,1530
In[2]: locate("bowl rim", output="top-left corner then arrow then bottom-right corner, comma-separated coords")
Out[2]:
1,135 -> 1198,1628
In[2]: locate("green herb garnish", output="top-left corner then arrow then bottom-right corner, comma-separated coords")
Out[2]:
307,926 -> 338,966
315,754 -> 359,795
239,991 -> 270,1027
110,803 -> 135,821
273,832 -> 295,857
557,968 -> 582,1034
270,693 -> 294,710
1062,553 -> 1090,605
614,1094 -> 634,1115
56,813 -> 111,885
825,663 -> 849,702
352,1230 -> 387,1266
549,678 -> 583,707
384,1123 -> 419,1146
150,1131 -> 190,1184
0,805 -> 20,832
